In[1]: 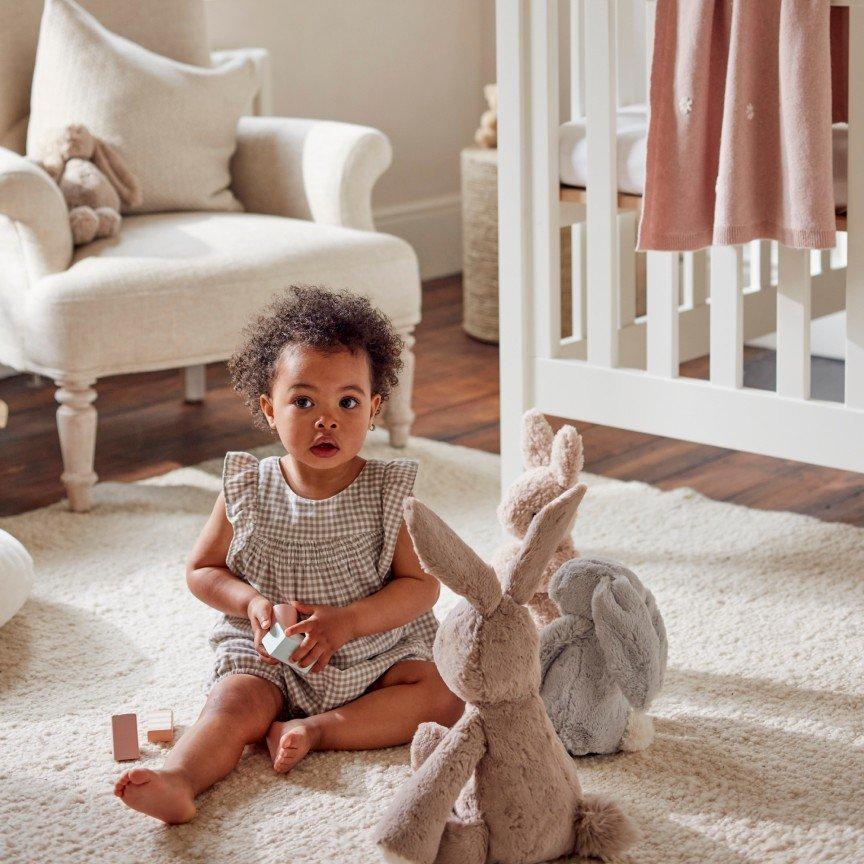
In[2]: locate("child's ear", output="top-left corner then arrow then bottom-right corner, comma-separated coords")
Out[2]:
371,393 -> 382,418
259,393 -> 277,429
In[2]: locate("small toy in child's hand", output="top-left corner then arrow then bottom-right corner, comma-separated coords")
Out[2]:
262,603 -> 314,676
111,713 -> 140,761
145,709 -> 174,744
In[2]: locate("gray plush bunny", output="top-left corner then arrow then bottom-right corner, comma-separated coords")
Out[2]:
539,557 -> 668,756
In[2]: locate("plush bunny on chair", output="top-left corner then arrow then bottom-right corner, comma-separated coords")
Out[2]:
540,557 -> 668,756
491,409 -> 585,628
374,486 -> 638,864
34,123 -> 142,245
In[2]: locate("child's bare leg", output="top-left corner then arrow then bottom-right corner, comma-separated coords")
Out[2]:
267,660 -> 463,772
115,673 -> 283,823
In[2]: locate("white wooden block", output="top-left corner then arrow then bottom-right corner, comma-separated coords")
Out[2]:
146,709 -> 174,744
262,622 -> 313,676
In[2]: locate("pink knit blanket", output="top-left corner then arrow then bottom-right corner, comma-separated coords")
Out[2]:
637,1 -> 848,252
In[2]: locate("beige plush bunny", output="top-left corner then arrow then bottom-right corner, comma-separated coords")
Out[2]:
474,83 -> 497,148
491,409 -> 585,628
374,485 -> 637,864
34,124 -> 142,246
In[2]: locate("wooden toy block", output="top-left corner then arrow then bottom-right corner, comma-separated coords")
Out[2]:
262,622 -> 314,676
111,713 -> 140,761
145,709 -> 174,744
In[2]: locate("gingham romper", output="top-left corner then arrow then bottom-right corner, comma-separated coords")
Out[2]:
206,451 -> 438,716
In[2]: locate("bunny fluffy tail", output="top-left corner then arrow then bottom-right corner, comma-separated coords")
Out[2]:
573,794 -> 639,861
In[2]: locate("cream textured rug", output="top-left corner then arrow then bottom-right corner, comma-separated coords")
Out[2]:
0,432 -> 862,864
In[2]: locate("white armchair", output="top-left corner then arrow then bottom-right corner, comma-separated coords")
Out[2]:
0,4 -> 420,512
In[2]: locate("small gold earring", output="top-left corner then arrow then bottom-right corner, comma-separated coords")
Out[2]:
369,422 -> 376,431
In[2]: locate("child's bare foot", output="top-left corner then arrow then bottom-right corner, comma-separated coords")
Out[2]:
114,767 -> 196,824
266,719 -> 321,773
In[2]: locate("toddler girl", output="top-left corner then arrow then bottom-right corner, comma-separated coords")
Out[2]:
114,286 -> 464,823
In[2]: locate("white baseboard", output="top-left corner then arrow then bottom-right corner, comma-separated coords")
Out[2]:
375,193 -> 462,281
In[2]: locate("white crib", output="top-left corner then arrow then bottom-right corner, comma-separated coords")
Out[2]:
496,0 -> 864,486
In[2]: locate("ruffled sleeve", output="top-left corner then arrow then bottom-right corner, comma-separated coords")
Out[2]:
222,451 -> 260,574
376,458 -> 419,581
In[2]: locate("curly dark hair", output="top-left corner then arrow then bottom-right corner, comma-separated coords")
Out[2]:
228,286 -> 404,430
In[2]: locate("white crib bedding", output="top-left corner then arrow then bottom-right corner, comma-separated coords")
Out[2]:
560,103 -> 851,211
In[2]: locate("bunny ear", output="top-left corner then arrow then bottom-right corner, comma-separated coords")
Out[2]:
92,139 -> 143,208
521,409 -> 554,468
35,157 -> 63,182
404,497 -> 501,613
550,425 -> 584,488
592,567 -> 666,710
36,129 -> 67,179
503,483 -> 587,604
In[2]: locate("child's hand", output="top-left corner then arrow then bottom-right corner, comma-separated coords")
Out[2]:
247,595 -> 279,666
284,600 -> 357,674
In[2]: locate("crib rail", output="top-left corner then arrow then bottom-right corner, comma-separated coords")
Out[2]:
496,0 -> 864,481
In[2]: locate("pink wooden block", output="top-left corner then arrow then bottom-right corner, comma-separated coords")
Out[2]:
273,603 -> 299,629
146,709 -> 174,744
111,713 -> 140,761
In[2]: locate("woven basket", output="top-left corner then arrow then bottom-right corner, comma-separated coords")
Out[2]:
461,147 -> 572,344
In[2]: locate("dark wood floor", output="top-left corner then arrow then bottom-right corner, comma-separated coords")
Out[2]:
1,274 -> 862,524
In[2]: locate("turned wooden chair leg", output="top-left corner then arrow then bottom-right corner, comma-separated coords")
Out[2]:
54,379 -> 98,512
184,364 -> 206,403
383,329 -> 416,448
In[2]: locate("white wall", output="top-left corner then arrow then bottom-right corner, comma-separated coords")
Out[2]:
206,0 -> 494,279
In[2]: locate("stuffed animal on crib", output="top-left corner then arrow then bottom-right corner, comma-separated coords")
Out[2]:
540,557 -> 668,757
374,485 -> 638,864
33,124 -> 142,246
490,409 -> 585,628
474,83 -> 497,148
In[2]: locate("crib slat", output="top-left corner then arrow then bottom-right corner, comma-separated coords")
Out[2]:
683,250 -> 708,308
530,0 -> 560,358
644,0 -> 656,105
647,252 -> 680,377
496,0 -> 533,485
619,212 -> 637,327
751,240 -> 772,289
570,0 -> 585,119
710,246 -> 743,388
569,0 -> 586,341
572,223 -> 588,339
585,0 -> 619,366
777,246 -> 812,399
847,6 -> 864,407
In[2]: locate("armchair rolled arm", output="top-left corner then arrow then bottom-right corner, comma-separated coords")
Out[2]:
231,116 -> 392,231
0,147 -> 72,282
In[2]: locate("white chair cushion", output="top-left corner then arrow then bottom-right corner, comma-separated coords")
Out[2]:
24,212 -> 421,377
26,0 -> 255,214
560,103 -> 851,210
0,530 -> 34,629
